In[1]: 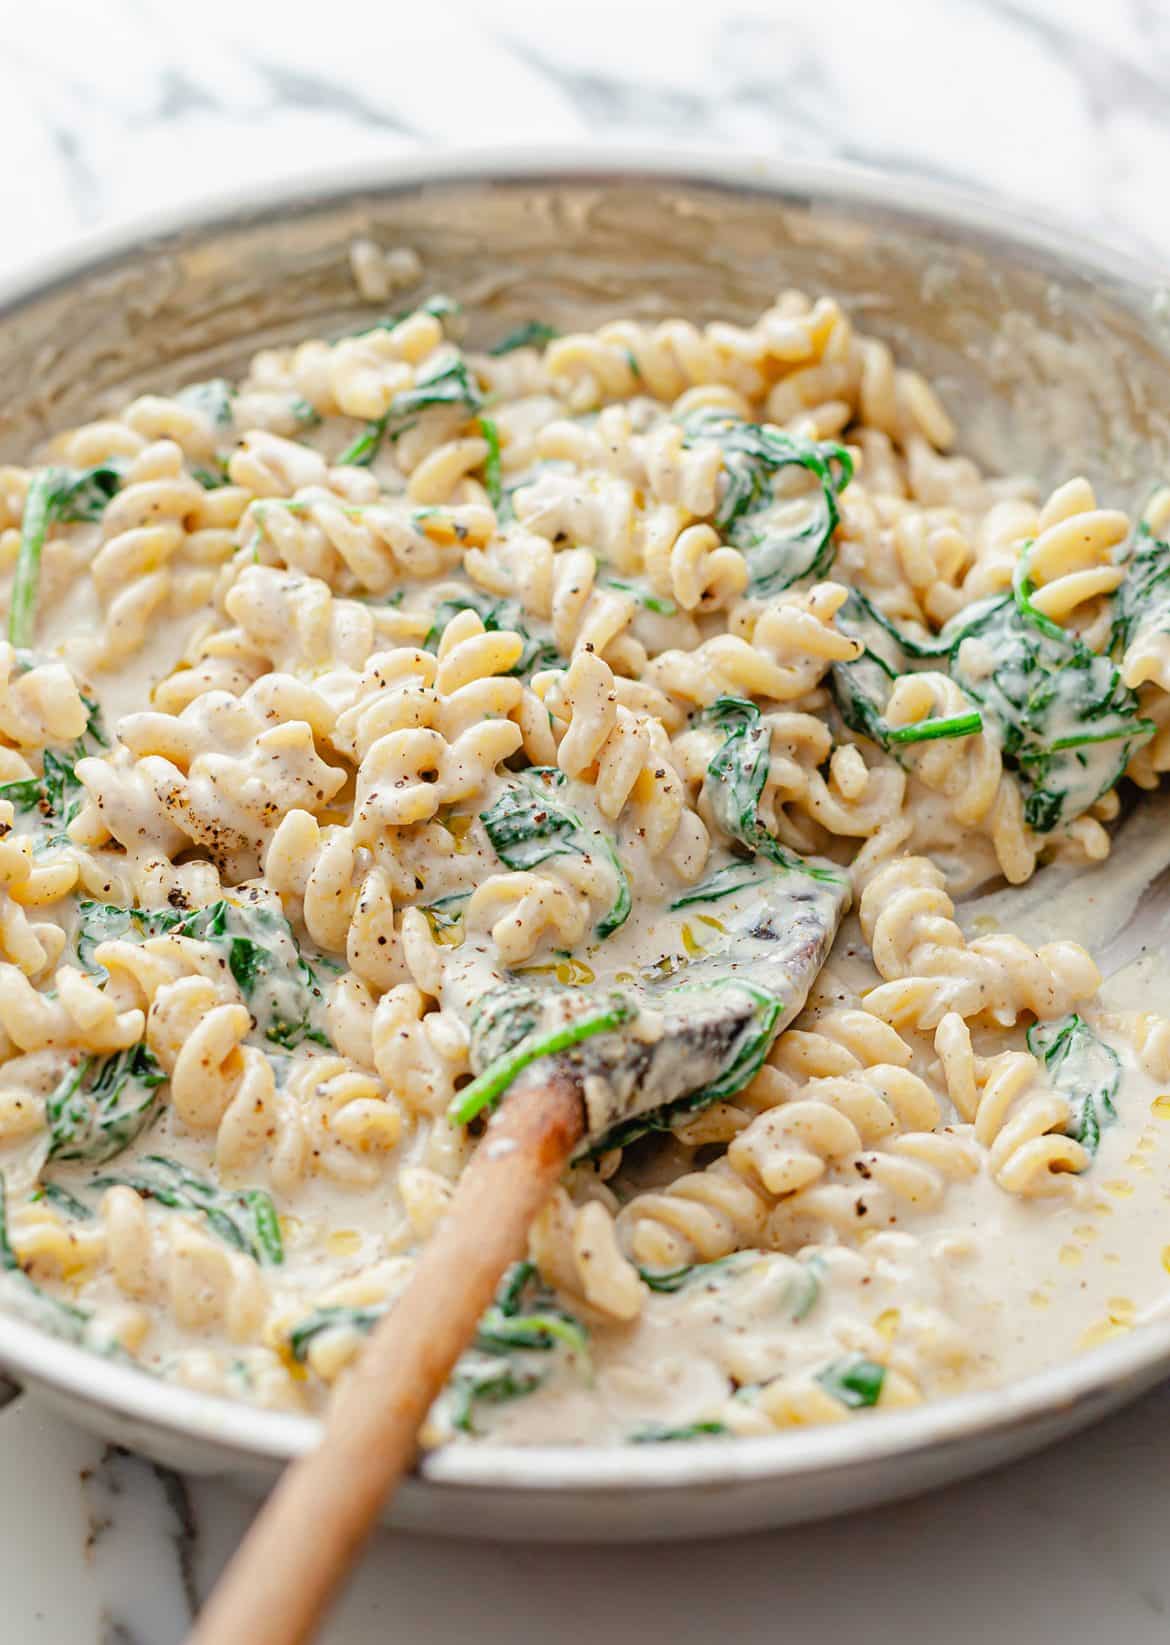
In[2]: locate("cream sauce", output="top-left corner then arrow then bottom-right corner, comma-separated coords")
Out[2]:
0,286 -> 1167,1450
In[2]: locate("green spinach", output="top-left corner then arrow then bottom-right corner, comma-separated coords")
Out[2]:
356,295 -> 459,337
480,770 -> 583,870
699,698 -> 845,884
1027,1013 -> 1120,1155
644,1252 -> 823,1320
290,396 -> 322,429
479,769 -> 631,940
31,1181 -> 93,1220
338,358 -> 483,467
832,578 -> 1154,833
0,749 -> 85,846
284,1265 -> 574,1431
451,988 -> 635,1127
285,1262 -> 585,1433
636,1252 -> 765,1294
475,1260 -> 589,1359
830,590 -> 982,752
74,895 -> 330,1051
288,1305 -> 382,1363
448,1356 -> 545,1434
478,415 -> 502,508
74,900 -> 176,974
681,411 -> 852,596
420,892 -> 469,939
1110,522 -> 1170,660
488,320 -> 560,355
423,590 -> 559,677
0,696 -> 109,848
667,858 -> 775,910
9,464 -> 123,647
45,1043 -> 165,1165
816,1354 -> 886,1409
450,1263 -> 587,1431
93,1155 -> 283,1265
0,1175 -> 104,1346
178,378 -> 235,429
949,584 -> 1153,831
630,1421 -> 729,1442
169,898 -> 328,1051
600,576 -> 678,616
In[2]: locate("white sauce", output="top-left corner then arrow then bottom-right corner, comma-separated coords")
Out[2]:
0,281 -> 1167,1451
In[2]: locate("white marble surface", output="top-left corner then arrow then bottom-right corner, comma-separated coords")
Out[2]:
6,1382 -> 1170,1644
7,0 -> 1170,276
4,0 -> 1170,1639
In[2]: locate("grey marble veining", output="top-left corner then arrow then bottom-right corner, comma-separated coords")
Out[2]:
5,1379 -> 1170,1645
5,0 -> 1170,273
4,1 -> 1170,1639
82,1450 -> 200,1643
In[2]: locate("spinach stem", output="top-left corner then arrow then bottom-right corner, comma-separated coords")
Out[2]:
488,320 -> 560,355
9,463 -> 123,647
885,710 -> 983,745
1049,720 -> 1157,751
479,415 -> 502,507
337,418 -> 387,468
9,471 -> 53,647
449,998 -> 634,1126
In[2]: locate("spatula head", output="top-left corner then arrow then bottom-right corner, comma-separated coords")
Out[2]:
464,857 -> 850,1154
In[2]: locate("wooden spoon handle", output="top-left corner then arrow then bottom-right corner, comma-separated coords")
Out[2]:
188,1071 -> 585,1645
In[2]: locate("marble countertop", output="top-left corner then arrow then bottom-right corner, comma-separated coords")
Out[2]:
2,1379 -> 1170,1644
5,0 -> 1170,1639
8,0 -> 1170,276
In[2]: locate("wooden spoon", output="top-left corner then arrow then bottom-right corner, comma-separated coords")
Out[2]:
188,1068 -> 583,1645
188,857 -> 847,1642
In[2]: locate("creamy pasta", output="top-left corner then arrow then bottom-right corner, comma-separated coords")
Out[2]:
0,275 -> 1169,1448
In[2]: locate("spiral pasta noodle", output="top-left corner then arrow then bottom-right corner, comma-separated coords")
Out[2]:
859,857 -> 1100,1030
933,1014 -> 1088,1195
0,272 -> 1162,1447
529,1188 -> 645,1323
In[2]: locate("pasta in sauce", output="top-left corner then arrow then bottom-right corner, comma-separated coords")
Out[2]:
0,271 -> 1169,1447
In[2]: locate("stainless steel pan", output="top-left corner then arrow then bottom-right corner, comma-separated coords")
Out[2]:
1,149 -> 1168,1541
